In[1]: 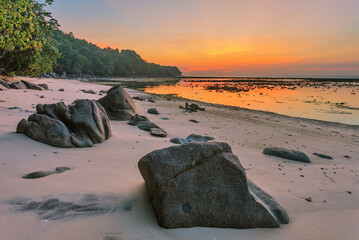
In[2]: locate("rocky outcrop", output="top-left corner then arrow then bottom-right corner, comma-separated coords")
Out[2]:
263,147 -> 310,163
138,142 -> 288,229
17,99 -> 111,148
97,85 -> 139,121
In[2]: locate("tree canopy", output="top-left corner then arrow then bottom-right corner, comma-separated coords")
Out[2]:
0,0 -> 59,75
0,0 -> 181,77
53,30 -> 181,77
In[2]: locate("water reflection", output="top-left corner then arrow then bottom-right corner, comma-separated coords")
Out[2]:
143,78 -> 359,125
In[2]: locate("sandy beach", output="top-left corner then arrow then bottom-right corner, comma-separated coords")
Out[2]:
0,77 -> 358,240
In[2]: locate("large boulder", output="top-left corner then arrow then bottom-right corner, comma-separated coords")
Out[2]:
138,142 -> 288,229
17,99 -> 111,148
97,85 -> 139,121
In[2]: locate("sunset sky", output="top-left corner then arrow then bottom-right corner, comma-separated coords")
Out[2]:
45,0 -> 359,77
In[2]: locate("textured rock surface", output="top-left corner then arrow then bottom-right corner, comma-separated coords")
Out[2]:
11,81 -> 27,89
0,79 -> 11,89
21,80 -> 44,90
263,147 -> 310,163
170,134 -> 214,144
97,85 -> 139,121
17,99 -> 111,148
138,142 -> 288,229
128,114 -> 167,138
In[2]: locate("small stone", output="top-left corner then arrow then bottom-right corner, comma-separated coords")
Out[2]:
147,108 -> 160,115
305,197 -> 312,202
59,88 -> 64,91
313,152 -> 333,159
189,119 -> 199,123
150,128 -> 167,137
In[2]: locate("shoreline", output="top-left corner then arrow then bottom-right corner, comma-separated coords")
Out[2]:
0,77 -> 358,240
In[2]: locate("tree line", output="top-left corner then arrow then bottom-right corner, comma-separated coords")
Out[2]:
0,0 -> 181,77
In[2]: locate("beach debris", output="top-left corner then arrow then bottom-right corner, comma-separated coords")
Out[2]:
170,134 -> 214,144
138,142 -> 289,229
181,102 -> 205,112
147,108 -> 160,115
23,167 -> 70,179
313,152 -> 333,159
128,114 -> 167,138
17,99 -> 111,148
263,147 -> 310,163
81,89 -> 96,94
97,84 -> 139,121
21,80 -> 45,91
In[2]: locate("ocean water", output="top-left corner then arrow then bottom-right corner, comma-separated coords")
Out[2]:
96,77 -> 359,125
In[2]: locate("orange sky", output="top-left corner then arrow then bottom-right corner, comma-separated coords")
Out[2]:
46,0 -> 359,77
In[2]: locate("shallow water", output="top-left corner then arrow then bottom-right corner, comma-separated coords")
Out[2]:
96,77 -> 359,125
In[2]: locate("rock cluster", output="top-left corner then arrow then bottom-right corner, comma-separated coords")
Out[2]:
128,114 -> 167,137
0,79 -> 48,91
97,85 -> 139,121
17,99 -> 111,148
138,142 -> 289,229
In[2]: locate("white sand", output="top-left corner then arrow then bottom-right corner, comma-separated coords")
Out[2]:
0,77 -> 358,240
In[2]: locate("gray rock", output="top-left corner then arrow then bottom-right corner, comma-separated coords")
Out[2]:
189,119 -> 199,123
59,88 -> 64,92
148,99 -> 156,103
17,99 -> 111,148
184,102 -> 205,112
132,96 -> 144,101
128,114 -> 167,138
0,79 -> 11,89
313,152 -> 333,159
150,128 -> 167,137
138,142 -> 288,229
81,89 -> 96,94
147,108 -> 160,115
170,134 -> 215,144
137,121 -> 160,131
97,85 -> 139,121
128,114 -> 150,126
248,180 -> 289,224
23,171 -> 54,179
22,166 -> 70,179
21,80 -> 44,91
38,84 -> 49,90
263,147 -> 310,163
11,81 -> 27,89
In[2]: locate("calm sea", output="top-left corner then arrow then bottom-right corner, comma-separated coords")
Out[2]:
95,77 -> 359,125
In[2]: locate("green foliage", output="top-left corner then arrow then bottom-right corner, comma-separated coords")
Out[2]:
53,30 -> 182,77
0,0 -> 59,75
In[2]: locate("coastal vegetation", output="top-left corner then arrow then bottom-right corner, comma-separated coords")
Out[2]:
0,0 -> 181,77
53,30 -> 181,77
